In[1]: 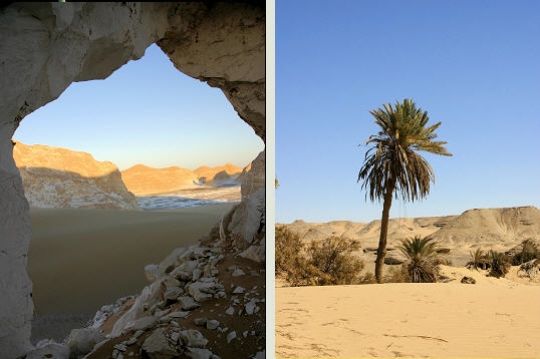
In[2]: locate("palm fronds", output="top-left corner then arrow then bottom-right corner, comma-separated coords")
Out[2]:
398,236 -> 445,283
488,250 -> 511,278
358,99 -> 452,202
466,248 -> 490,270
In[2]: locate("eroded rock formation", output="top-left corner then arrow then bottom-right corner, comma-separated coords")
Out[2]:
121,163 -> 243,196
14,142 -> 139,209
0,2 -> 265,357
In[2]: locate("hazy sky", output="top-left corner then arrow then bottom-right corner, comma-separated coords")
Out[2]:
277,0 -> 540,223
15,44 -> 264,170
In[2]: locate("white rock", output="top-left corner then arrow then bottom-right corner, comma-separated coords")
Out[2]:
245,300 -> 257,315
110,278 -> 164,337
178,296 -> 200,311
164,287 -> 183,301
179,330 -> 208,348
232,286 -> 245,294
26,343 -> 69,359
232,268 -> 245,277
0,3 -> 265,356
66,327 -> 105,358
144,264 -> 160,282
124,316 -> 158,332
206,320 -> 219,330
141,328 -> 178,359
225,307 -> 235,315
226,331 -> 237,343
165,311 -> 190,319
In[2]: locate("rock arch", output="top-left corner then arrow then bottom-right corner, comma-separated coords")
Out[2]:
0,2 -> 265,357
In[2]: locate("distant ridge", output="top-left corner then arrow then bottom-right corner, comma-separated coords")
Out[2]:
121,163 -> 243,196
280,206 -> 540,266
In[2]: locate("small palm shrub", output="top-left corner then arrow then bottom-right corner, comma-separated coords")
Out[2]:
466,248 -> 491,270
488,250 -> 511,278
398,236 -> 445,283
511,239 -> 539,265
307,237 -> 365,286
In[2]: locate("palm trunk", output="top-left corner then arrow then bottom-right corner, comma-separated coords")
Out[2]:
375,179 -> 396,283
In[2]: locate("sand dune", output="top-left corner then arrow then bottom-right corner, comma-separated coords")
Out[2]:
277,276 -> 540,358
277,206 -> 540,358
28,204 -> 233,342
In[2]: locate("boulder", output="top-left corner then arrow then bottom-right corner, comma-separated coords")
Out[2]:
179,330 -> 208,348
461,276 -> 476,284
66,328 -> 105,358
141,328 -> 179,359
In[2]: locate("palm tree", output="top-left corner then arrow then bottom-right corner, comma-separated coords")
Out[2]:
358,99 -> 451,283
398,236 -> 443,283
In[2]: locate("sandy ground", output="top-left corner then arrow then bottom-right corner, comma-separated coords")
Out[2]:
276,272 -> 540,358
28,204 -> 233,342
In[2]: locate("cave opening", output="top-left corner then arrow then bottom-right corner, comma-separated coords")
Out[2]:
13,43 -> 264,343
1,3 -> 266,357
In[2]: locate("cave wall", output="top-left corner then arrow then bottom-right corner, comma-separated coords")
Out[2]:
0,2 -> 264,357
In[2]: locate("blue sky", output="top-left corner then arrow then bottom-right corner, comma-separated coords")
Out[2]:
277,0 -> 540,223
15,44 -> 263,170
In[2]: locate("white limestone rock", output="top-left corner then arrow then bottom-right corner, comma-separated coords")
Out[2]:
26,342 -> 69,359
179,330 -> 208,348
66,327 -> 105,358
0,3 -> 265,357
141,328 -> 178,359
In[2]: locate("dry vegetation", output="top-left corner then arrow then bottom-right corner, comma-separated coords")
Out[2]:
277,224 -> 540,286
275,226 -> 371,286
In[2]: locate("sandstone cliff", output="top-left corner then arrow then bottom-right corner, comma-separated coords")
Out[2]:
14,142 -> 139,210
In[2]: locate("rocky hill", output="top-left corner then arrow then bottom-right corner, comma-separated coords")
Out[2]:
281,206 -> 540,266
122,164 -> 243,196
14,142 -> 139,210
194,163 -> 242,184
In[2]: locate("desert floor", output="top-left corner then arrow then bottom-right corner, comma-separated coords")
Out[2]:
28,204 -> 233,342
276,270 -> 540,358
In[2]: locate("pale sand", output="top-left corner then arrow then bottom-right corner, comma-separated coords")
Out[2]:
28,204 -> 233,341
277,278 -> 540,358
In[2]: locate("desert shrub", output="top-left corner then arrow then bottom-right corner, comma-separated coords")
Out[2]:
488,250 -> 511,278
275,226 -> 303,274
511,239 -> 539,265
275,226 -> 317,286
398,236 -> 446,283
307,237 -> 365,285
358,271 -> 377,284
466,248 -> 491,270
383,266 -> 408,283
276,227 -> 366,286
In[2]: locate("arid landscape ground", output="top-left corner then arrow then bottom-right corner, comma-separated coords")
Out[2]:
276,206 -> 540,358
13,141 -> 265,358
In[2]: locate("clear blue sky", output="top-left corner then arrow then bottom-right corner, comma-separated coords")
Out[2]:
15,44 -> 263,170
277,0 -> 540,223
